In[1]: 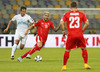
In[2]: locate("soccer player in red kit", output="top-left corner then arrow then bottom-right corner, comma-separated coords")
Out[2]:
18,12 -> 59,62
60,2 -> 91,70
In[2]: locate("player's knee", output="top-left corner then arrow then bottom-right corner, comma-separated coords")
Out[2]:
15,40 -> 19,45
38,44 -> 42,48
37,42 -> 42,48
20,47 -> 24,50
20,44 -> 24,50
16,42 -> 19,45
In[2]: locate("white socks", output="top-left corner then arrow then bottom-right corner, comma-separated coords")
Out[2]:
11,44 -> 17,57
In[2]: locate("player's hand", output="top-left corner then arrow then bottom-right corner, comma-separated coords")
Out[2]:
62,31 -> 66,37
33,32 -> 37,36
4,28 -> 8,33
25,30 -> 28,35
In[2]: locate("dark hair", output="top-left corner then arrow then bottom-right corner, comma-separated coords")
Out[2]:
4,23 -> 7,26
20,6 -> 26,11
70,1 -> 77,8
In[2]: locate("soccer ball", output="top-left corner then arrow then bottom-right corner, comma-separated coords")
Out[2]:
60,42 -> 64,48
35,55 -> 42,62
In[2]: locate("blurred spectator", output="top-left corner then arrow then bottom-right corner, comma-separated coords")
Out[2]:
88,29 -> 96,34
0,11 -> 1,16
1,23 -> 11,34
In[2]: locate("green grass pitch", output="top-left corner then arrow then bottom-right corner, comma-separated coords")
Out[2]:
0,48 -> 100,72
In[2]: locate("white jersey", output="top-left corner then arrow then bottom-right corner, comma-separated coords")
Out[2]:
12,14 -> 34,34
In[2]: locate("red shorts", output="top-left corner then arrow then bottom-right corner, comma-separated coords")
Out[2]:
66,36 -> 86,50
34,35 -> 46,51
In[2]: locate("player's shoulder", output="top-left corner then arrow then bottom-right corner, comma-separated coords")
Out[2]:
48,20 -> 52,22
14,14 -> 19,17
48,20 -> 53,24
25,14 -> 31,17
77,10 -> 85,15
63,11 -> 71,16
67,11 -> 72,14
16,14 -> 21,16
12,14 -> 20,19
36,19 -> 42,23
39,19 -> 43,22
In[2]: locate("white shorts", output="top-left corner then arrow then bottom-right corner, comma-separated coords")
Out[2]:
15,30 -> 27,45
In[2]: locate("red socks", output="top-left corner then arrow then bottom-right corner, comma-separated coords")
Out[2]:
29,46 -> 39,55
82,49 -> 88,64
21,50 -> 31,58
21,46 -> 39,58
63,49 -> 88,66
63,51 -> 70,65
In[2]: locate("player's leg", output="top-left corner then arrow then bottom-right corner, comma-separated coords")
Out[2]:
18,50 -> 31,62
19,42 -> 42,59
17,41 -> 21,49
62,50 -> 70,71
82,48 -> 88,64
62,37 -> 76,71
17,43 -> 24,50
77,36 -> 91,69
18,42 -> 43,62
26,35 -> 43,59
18,36 -> 43,62
17,35 -> 27,49
62,37 -> 74,71
81,48 -> 91,69
11,32 -> 21,60
11,39 -> 19,60
26,41 -> 43,59
20,44 -> 24,50
20,36 -> 27,50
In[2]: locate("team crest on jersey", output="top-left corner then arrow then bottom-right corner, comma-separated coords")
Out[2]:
45,25 -> 48,28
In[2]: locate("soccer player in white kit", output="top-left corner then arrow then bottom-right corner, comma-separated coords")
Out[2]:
4,6 -> 36,60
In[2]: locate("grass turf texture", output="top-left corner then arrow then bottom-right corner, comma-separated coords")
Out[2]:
0,48 -> 100,72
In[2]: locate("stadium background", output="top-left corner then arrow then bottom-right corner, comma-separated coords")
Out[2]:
0,0 -> 100,72
0,0 -> 100,34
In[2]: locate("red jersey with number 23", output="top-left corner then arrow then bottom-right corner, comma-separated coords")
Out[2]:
34,19 -> 55,42
61,10 -> 88,37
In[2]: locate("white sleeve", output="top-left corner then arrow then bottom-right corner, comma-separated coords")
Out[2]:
12,15 -> 17,21
28,16 -> 34,23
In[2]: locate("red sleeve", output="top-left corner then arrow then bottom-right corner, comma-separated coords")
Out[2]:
50,21 -> 55,29
61,13 -> 67,22
34,20 -> 40,26
82,13 -> 88,23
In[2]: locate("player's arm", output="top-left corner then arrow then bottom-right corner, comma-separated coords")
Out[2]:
31,22 -> 35,24
25,20 -> 39,35
4,20 -> 13,33
60,21 -> 66,37
25,25 -> 34,35
50,21 -> 60,32
28,16 -> 35,25
33,26 -> 37,36
82,21 -> 89,32
82,13 -> 89,32
4,15 -> 16,33
53,24 -> 61,32
25,20 -> 40,35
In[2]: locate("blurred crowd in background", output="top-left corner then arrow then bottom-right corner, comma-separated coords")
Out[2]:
0,0 -> 100,34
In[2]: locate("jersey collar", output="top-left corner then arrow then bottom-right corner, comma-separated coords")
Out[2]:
71,10 -> 78,12
20,14 -> 26,17
43,19 -> 49,22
